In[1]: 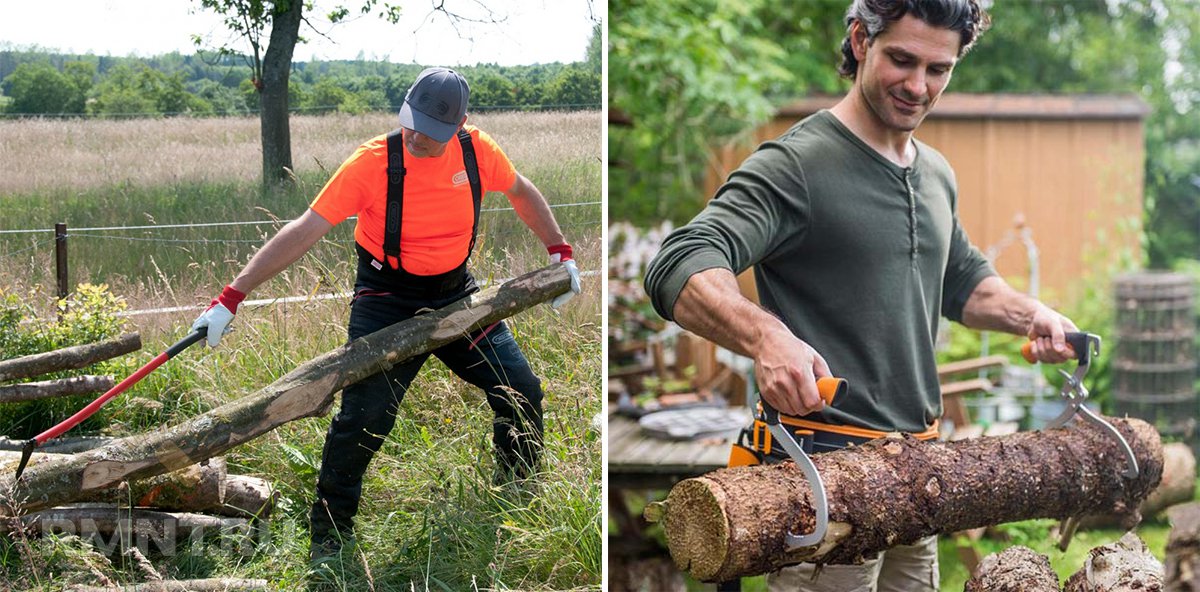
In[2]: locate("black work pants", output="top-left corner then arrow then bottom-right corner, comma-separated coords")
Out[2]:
309,289 -> 545,539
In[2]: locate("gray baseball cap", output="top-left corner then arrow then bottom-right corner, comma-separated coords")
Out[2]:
398,67 -> 470,143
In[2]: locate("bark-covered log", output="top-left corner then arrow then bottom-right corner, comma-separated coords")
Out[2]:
1064,532 -> 1164,592
0,454 -> 226,512
1166,502 -> 1200,592
0,333 -> 141,382
0,436 -> 117,453
1082,442 -> 1195,530
13,504 -> 249,543
0,266 -> 570,514
207,475 -> 277,519
964,546 -> 1059,592
648,418 -> 1162,582
67,578 -> 269,592
0,375 -> 116,403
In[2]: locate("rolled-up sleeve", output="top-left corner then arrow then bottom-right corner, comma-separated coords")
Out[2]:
644,142 -> 810,321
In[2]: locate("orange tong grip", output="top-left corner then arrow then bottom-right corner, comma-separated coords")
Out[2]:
1020,341 -> 1077,364
816,377 -> 846,406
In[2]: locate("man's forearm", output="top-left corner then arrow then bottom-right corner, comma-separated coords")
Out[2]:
229,209 -> 332,295
506,174 -> 566,247
959,275 -> 1042,335
673,268 -> 788,358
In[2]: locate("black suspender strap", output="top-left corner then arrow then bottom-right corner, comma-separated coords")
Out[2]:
457,128 -> 483,260
380,128 -> 482,272
383,129 -> 405,269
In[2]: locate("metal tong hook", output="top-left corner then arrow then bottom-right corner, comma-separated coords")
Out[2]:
1043,333 -> 1139,479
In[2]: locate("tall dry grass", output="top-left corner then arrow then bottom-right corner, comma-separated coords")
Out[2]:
0,111 -> 601,194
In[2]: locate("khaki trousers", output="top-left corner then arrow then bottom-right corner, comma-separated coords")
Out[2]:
765,535 -> 939,592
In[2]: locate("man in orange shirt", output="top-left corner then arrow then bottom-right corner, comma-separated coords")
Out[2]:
191,67 -> 581,562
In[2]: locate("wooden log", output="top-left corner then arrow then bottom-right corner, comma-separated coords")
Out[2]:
0,265 -> 570,514
0,454 -> 226,511
66,579 -> 269,592
964,546 -> 1059,592
0,375 -> 116,403
1081,442 -> 1196,529
200,475 -> 277,519
1064,532 -> 1164,592
1166,502 -> 1200,592
0,333 -> 141,382
14,504 -> 249,543
647,417 -> 1163,582
0,435 -> 117,453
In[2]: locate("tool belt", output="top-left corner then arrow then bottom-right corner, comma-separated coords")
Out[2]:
727,413 -> 940,467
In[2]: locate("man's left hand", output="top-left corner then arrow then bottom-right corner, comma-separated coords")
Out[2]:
1025,303 -> 1080,364
548,243 -> 581,309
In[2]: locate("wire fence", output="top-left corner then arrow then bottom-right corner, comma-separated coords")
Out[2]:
0,200 -> 603,298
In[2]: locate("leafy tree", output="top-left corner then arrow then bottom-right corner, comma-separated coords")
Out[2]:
2,60 -> 92,114
547,65 -> 600,107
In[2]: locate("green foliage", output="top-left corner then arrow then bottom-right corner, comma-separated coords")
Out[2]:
1,60 -> 92,114
608,0 -> 844,223
0,283 -> 134,438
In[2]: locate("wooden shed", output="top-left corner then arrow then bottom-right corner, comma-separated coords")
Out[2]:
709,93 -> 1149,306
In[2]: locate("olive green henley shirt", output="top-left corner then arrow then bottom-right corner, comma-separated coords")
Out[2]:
644,110 -> 995,433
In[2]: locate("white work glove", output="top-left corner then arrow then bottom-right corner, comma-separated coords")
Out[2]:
548,243 -> 581,309
191,285 -> 246,347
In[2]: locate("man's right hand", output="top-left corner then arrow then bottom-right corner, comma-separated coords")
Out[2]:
753,326 -> 833,417
191,285 -> 246,348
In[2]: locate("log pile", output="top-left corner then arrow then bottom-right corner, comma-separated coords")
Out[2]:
968,533 -> 1166,592
0,331 -> 279,549
1166,502 -> 1200,591
646,417 -> 1163,582
0,333 -> 141,403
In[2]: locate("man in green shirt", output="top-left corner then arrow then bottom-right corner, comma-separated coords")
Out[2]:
644,0 -> 1077,589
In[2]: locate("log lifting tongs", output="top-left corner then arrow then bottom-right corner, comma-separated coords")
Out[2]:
756,377 -> 846,549
1022,332 -> 1138,479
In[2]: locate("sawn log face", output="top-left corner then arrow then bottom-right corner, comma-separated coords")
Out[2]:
0,265 -> 570,514
659,417 -> 1163,582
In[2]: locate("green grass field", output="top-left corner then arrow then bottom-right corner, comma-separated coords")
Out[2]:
0,111 -> 602,591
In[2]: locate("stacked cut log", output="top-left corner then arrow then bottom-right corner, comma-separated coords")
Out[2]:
967,533 -> 1166,591
0,332 -> 279,550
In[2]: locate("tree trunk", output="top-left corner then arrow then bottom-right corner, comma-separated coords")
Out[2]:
965,546 -> 1059,592
0,375 -> 115,403
0,265 -> 570,514
1166,502 -> 1200,592
1064,532 -> 1164,592
259,0 -> 301,187
67,580 -> 269,592
648,417 -> 1163,582
0,333 -> 140,382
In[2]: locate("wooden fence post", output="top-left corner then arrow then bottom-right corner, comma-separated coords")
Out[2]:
54,222 -> 68,304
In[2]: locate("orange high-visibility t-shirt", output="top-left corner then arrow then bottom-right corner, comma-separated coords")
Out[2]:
310,125 -> 518,276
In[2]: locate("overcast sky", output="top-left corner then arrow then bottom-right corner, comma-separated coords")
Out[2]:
0,0 -> 601,66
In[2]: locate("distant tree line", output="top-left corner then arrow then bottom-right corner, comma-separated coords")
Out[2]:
0,45 -> 600,118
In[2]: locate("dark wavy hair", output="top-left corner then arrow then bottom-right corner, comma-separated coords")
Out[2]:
838,0 -> 991,79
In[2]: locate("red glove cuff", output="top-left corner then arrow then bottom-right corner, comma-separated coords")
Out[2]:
214,285 -> 247,314
548,243 -> 574,262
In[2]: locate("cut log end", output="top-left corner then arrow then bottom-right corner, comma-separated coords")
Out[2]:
966,546 -> 1059,592
663,477 -> 730,582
